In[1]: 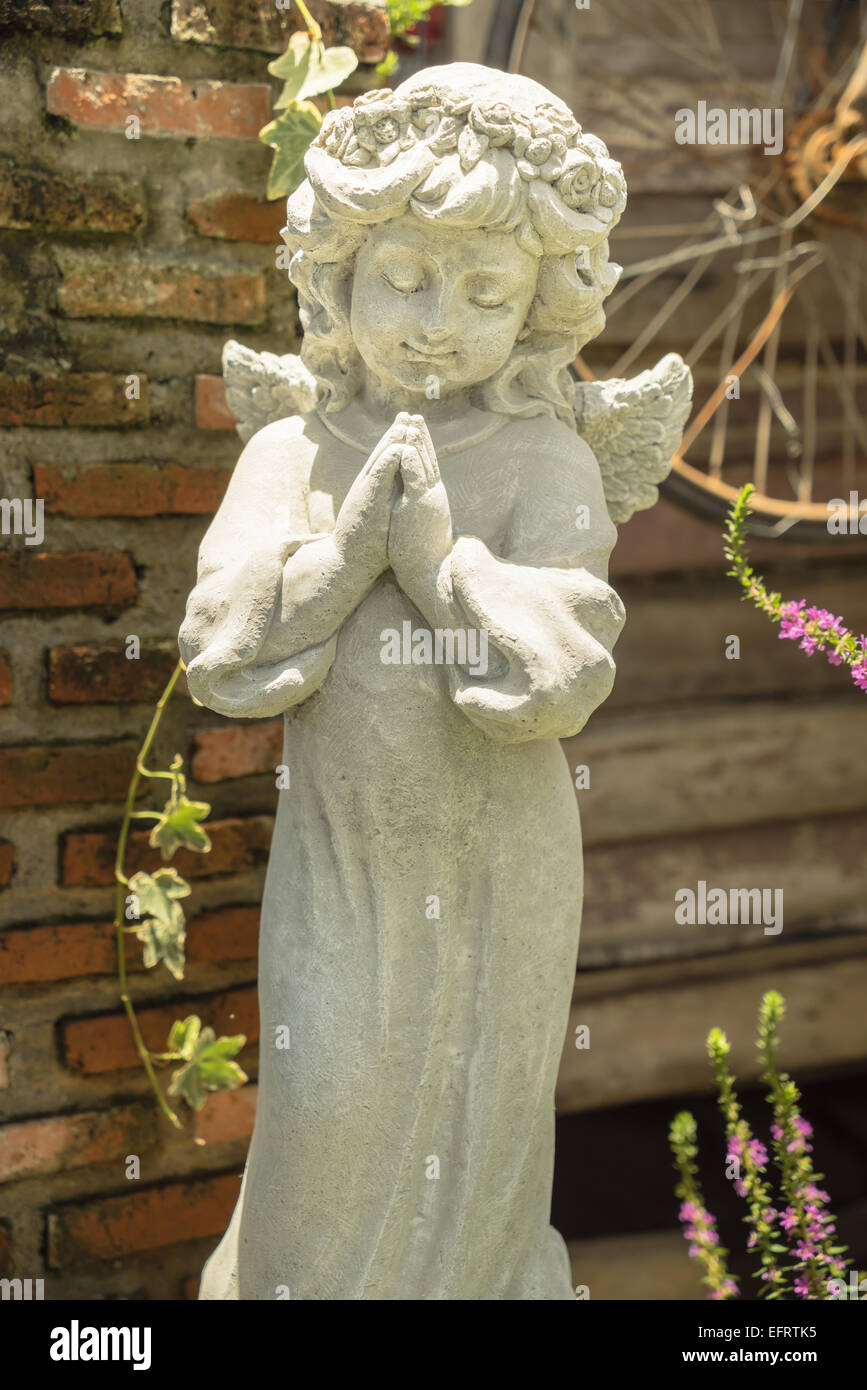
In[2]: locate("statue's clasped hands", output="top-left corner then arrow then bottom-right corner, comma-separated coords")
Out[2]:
333,410 -> 453,587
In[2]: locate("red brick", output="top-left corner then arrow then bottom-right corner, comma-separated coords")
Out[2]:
0,552 -> 137,611
0,1103 -> 155,1183
61,984 -> 258,1074
0,1 -> 122,38
186,190 -> 285,243
194,1085 -> 257,1145
195,375 -> 237,431
0,741 -> 137,808
192,721 -> 283,782
171,0 -> 389,62
0,840 -> 12,887
0,373 -> 148,427
58,262 -> 266,325
48,644 -> 182,704
46,69 -> 271,140
0,164 -> 144,233
35,463 -> 229,517
46,1172 -> 242,1265
0,654 -> 10,706
0,906 -> 259,984
61,816 -> 274,887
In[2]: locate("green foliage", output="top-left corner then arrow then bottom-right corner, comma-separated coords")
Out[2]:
149,773 -> 211,860
128,866 -> 190,980
113,660 -> 249,1130
670,991 -> 853,1300
165,1016 -> 248,1113
385,0 -> 472,45
268,31 -> 358,106
260,100 -> 323,199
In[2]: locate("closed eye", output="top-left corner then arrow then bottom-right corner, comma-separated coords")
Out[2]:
384,272 -> 423,295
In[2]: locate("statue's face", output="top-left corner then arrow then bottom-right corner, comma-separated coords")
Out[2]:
350,212 -> 537,401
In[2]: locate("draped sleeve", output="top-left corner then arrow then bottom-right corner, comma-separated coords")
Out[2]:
178,416 -> 344,720
403,421 -> 625,744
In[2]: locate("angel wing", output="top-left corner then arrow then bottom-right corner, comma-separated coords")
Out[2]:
573,353 -> 693,526
222,338 -> 319,443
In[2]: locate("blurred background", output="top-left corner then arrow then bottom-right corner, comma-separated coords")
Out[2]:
1,0 -> 866,1299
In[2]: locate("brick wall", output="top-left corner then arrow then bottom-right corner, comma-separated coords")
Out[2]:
0,0 -> 388,1301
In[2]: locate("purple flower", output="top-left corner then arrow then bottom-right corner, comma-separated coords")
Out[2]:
748,1139 -> 768,1168
794,1276 -> 811,1298
780,1207 -> 798,1232
852,663 -> 867,692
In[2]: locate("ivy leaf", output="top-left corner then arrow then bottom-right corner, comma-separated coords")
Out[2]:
166,1015 -> 248,1112
260,102 -> 323,199
376,49 -> 399,82
268,33 -> 358,107
148,786 -> 212,861
128,867 -> 190,980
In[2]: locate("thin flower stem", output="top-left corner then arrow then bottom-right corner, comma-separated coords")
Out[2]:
113,659 -> 186,1130
293,0 -> 323,45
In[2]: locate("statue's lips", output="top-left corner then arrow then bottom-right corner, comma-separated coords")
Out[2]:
402,342 -> 457,362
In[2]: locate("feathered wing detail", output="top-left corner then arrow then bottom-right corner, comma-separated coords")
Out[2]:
222,338 -> 319,443
573,353 -> 693,525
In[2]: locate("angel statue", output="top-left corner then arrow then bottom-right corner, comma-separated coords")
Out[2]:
179,62 -> 692,1301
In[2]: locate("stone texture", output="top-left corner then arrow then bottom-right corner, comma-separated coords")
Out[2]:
47,644 -> 182,703
0,1104 -> 155,1183
46,69 -> 272,140
170,0 -> 389,63
0,552 -> 138,611
186,190 -> 285,244
0,374 -> 149,427
195,375 -> 238,430
61,986 -> 258,1074
0,0 -> 122,37
46,1173 -> 242,1265
35,462 -> 229,516
181,64 -> 688,1302
60,816 -> 274,887
0,163 -> 145,234
0,741 -> 138,808
57,260 -> 266,325
0,906 -> 258,984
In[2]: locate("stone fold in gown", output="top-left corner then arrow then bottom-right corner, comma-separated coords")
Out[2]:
179,408 -> 625,1300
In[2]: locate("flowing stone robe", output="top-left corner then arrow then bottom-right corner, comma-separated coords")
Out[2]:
179,406 -> 625,1300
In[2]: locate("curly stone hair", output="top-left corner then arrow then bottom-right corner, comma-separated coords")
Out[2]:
281,63 -> 627,426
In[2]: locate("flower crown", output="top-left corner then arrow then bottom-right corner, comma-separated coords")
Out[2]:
314,84 -> 626,223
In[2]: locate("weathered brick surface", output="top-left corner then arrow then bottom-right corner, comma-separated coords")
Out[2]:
61,817 -> 274,887
0,840 -> 13,887
186,189 -> 285,243
0,163 -> 145,233
194,1085 -> 258,1145
0,655 -> 11,706
46,1172 -> 242,1265
48,644 -> 182,704
0,1104 -> 156,1183
195,374 -> 238,430
0,741 -> 137,808
191,721 -> 283,782
171,0 -> 389,63
0,1 -> 122,38
61,985 -> 258,1074
46,70 -> 272,140
57,261 -> 266,325
0,374 -> 149,427
35,462 -> 229,517
0,552 -> 138,612
0,906 -> 259,984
